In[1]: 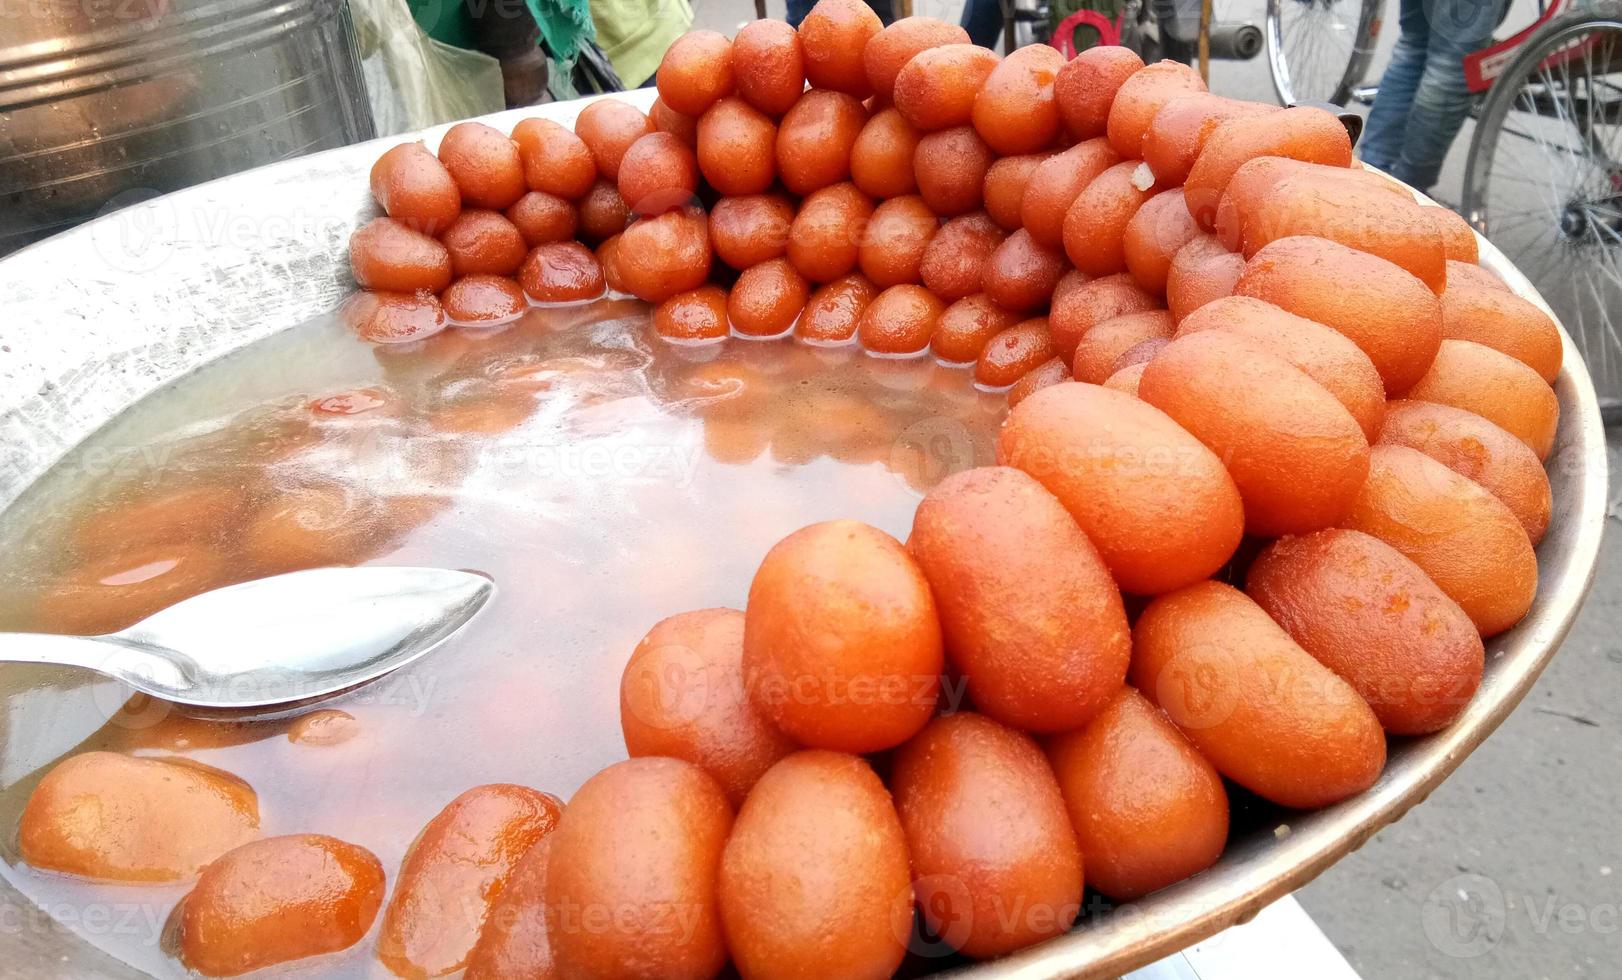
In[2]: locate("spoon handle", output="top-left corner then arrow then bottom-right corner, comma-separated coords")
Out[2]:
0,632 -> 191,690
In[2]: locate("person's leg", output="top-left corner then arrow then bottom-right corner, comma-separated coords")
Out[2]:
961,0 -> 1004,50
1361,0 -> 1431,172
1387,0 -> 1501,192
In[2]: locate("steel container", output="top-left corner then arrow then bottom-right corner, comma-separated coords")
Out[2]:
0,0 -> 374,255
0,90 -> 1608,978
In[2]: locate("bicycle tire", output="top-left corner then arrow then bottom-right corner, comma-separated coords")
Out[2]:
1265,0 -> 1382,106
1463,1 -> 1622,421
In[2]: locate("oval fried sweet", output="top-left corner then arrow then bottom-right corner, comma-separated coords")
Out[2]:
915,125 -> 995,216
350,217 -> 452,293
1142,93 -> 1275,187
892,712 -> 1083,958
1379,399 -> 1551,544
908,466 -> 1129,731
19,752 -> 258,882
519,241 -> 606,303
576,179 -> 630,243
983,229 -> 1067,313
743,520 -> 943,752
730,258 -> 811,337
932,293 -> 1023,363
789,182 -> 875,283
800,274 -> 877,345
1184,105 -> 1353,228
997,383 -> 1244,594
1343,444 -> 1538,636
1165,233 -> 1243,321
1021,138 -> 1121,248
975,317 -> 1054,388
507,191 -> 578,246
919,211 -> 1006,302
1123,187 -> 1201,294
800,0 -> 884,96
657,30 -> 735,116
574,99 -> 655,181
776,89 -> 868,195
1246,172 -> 1447,292
864,16 -> 970,102
893,43 -> 1001,131
1131,581 -> 1387,809
1047,688 -> 1227,901
710,193 -> 794,270
1055,45 -> 1144,140
615,208 -> 711,303
1248,528 -> 1485,734
442,209 -> 528,277
1235,235 -> 1442,393
1106,60 -> 1206,159
1049,271 -> 1160,360
510,118 -> 597,201
851,107 -> 922,198
1072,310 -> 1174,384
1064,160 -> 1156,276
972,43 -> 1066,155
733,18 -> 805,117
370,142 -> 462,233
719,751 -> 911,980
464,838 -> 555,980
697,97 -> 778,196
654,286 -> 732,343
982,153 -> 1047,231
439,121 -> 527,209
1439,282 -> 1562,382
859,194 -> 939,287
178,835 -> 384,977
544,759 -> 731,980
859,283 -> 945,355
1402,339 -> 1559,460
443,274 -> 528,324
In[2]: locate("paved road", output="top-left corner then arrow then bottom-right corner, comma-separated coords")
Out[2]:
691,2 -> 1622,975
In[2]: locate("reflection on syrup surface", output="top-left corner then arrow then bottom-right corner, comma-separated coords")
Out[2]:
0,299 -> 1003,977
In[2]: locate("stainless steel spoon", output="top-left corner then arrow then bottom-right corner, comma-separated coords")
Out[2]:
0,567 -> 493,709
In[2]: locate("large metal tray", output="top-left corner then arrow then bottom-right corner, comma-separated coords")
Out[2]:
0,90 -> 1608,979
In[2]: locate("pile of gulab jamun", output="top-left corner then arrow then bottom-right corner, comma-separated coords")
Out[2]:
20,0 -> 1568,975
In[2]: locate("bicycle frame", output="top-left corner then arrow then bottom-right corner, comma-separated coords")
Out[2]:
1466,0 -> 1575,92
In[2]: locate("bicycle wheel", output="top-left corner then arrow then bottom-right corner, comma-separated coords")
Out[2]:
1464,3 -> 1622,421
1266,0 -> 1382,105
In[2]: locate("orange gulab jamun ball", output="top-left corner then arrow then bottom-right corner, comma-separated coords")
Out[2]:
656,30 -> 735,116
1103,361 -> 1147,395
464,837 -> 554,980
1071,310 -> 1174,383
1140,330 -> 1370,537
1056,44 -> 1145,140
1063,160 -> 1157,276
1183,105 -> 1353,228
1131,581 -> 1387,809
441,209 -> 527,277
983,228 -> 1068,312
1235,235 -> 1442,393
1141,93 -> 1275,187
730,258 -> 811,337
654,285 -> 732,343
1344,444 -> 1538,637
858,283 -> 945,355
178,834 -> 384,977
1111,336 -> 1169,374
1165,232 -> 1243,321
982,152 -> 1048,230
914,124 -> 995,216
615,207 -> 711,303
1439,282 -> 1563,382
1049,271 -> 1160,360
1106,59 -> 1206,159
574,99 -> 655,182
696,96 -> 778,196
932,293 -> 1023,363
891,712 -> 1084,959
1379,399 -> 1552,544
776,89 -> 868,195
919,211 -> 1006,302
1213,155 -> 1405,251
1046,687 -> 1228,902
1245,173 -> 1448,292
732,18 -> 805,117
507,190 -> 578,246
519,240 -> 606,303
1122,187 -> 1201,294
971,43 -> 1066,155
719,751 -> 912,980
799,0 -> 883,97
863,16 -> 971,102
343,289 -> 446,343
975,317 -> 1055,388
1248,528 -> 1485,735
544,759 -> 731,980
1403,339 -> 1560,460
1007,356 -> 1071,406
710,193 -> 794,269
511,117 -> 597,201
1176,294 -> 1386,440
850,107 -> 923,198
893,43 -> 1002,131
438,120 -> 527,209
652,96 -> 699,146
350,217 -> 452,293
370,142 -> 461,234
1425,204 -> 1480,262
576,179 -> 631,244
908,465 -> 1130,731
377,784 -> 562,978
997,382 -> 1244,594
1022,138 -> 1122,249
788,181 -> 875,283
743,521 -> 943,752
859,195 -> 940,287
800,273 -> 877,344
442,274 -> 527,324
597,234 -> 629,294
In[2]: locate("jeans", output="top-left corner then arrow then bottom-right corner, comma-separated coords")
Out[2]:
1360,0 -> 1504,193
786,0 -> 895,27
961,0 -> 1004,49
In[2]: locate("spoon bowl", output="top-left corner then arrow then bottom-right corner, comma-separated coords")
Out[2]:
0,566 -> 494,709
